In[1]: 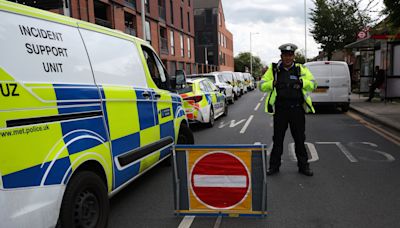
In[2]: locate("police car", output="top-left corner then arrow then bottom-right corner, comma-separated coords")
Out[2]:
0,1 -> 193,227
180,78 -> 227,127
187,73 -> 235,104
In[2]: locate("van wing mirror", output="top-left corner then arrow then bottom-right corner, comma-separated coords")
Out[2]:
171,69 -> 187,91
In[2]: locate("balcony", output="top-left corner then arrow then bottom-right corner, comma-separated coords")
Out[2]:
160,37 -> 168,55
159,6 -> 166,22
95,18 -> 112,28
125,27 -> 137,36
124,0 -> 136,8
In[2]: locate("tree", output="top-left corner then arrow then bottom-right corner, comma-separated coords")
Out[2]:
234,52 -> 264,78
310,0 -> 372,60
383,0 -> 400,28
294,51 -> 306,64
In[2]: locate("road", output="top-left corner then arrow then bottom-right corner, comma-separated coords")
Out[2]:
109,90 -> 400,228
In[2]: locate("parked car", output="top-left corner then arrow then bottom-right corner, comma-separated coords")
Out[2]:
304,61 -> 351,112
219,71 -> 240,100
180,78 -> 228,127
243,72 -> 255,91
187,73 -> 235,104
234,72 -> 247,95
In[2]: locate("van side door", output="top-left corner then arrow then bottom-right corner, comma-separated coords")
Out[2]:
78,27 -> 158,190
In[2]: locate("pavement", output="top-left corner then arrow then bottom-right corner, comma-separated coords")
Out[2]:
350,93 -> 400,133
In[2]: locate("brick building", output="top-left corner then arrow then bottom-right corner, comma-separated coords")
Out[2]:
193,0 -> 234,72
12,0 -> 196,74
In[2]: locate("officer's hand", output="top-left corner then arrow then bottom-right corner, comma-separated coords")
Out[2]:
273,80 -> 277,86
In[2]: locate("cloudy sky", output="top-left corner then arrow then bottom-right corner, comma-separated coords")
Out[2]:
221,0 -> 383,65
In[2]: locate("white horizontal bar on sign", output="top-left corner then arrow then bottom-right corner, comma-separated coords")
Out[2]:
193,175 -> 247,188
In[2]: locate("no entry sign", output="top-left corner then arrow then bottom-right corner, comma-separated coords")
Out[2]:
189,151 -> 251,209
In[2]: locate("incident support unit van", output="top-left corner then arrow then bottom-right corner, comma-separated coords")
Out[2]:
0,1 -> 194,227
304,61 -> 351,112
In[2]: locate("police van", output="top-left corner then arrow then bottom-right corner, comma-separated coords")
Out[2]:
0,1 -> 194,227
304,61 -> 351,112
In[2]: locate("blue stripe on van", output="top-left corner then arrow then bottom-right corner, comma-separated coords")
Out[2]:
60,117 -> 108,155
111,133 -> 141,189
3,163 -> 49,188
43,157 -> 71,185
135,89 -> 156,130
159,121 -> 175,159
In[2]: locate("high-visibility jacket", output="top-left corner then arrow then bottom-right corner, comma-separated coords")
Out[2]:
259,63 -> 317,114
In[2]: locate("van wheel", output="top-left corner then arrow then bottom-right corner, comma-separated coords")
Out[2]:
178,124 -> 194,144
341,104 -> 349,112
59,171 -> 109,228
206,108 -> 215,128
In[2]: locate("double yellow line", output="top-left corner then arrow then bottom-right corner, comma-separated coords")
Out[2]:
347,112 -> 400,146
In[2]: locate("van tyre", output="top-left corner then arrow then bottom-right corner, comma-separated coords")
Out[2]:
223,102 -> 228,117
59,171 -> 109,228
341,103 -> 349,112
206,108 -> 215,128
178,123 -> 194,144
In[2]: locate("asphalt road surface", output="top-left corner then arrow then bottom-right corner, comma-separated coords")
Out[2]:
110,89 -> 400,228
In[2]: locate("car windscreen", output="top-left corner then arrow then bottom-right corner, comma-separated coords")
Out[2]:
220,73 -> 233,82
187,75 -> 216,83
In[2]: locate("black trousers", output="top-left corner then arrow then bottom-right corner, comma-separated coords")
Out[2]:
270,105 -> 309,169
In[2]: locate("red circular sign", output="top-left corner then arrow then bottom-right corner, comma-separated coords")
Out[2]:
190,152 -> 250,209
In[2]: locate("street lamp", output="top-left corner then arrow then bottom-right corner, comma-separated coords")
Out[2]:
250,32 -> 259,76
142,0 -> 146,40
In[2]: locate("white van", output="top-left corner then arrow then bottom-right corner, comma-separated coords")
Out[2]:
0,1 -> 193,227
304,61 -> 351,112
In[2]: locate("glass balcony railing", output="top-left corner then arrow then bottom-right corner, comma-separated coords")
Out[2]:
159,6 -> 166,21
125,27 -> 137,36
160,37 -> 168,55
95,18 -> 112,28
125,0 -> 136,8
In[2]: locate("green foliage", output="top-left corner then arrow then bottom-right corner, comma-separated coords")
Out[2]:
234,52 -> 264,78
383,0 -> 400,28
294,51 -> 306,64
310,0 -> 371,60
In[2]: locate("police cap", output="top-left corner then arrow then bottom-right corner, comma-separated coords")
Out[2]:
279,43 -> 298,53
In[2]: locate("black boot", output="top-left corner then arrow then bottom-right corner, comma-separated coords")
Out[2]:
298,167 -> 313,176
267,167 -> 280,176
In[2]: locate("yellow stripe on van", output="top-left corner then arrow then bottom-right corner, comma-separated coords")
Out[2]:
102,86 -> 140,140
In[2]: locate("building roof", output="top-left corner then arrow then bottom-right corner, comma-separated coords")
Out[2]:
193,0 -> 220,9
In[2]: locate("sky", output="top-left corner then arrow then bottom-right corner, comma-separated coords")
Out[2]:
221,0 -> 384,65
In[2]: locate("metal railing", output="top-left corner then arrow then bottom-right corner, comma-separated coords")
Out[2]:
95,18 -> 112,28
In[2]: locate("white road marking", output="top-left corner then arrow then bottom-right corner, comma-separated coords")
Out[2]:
240,115 -> 254,134
288,142 -> 319,162
193,175 -> 247,188
254,103 -> 261,111
260,96 -> 265,101
348,142 -> 395,162
218,119 -> 246,129
316,142 -> 358,162
178,216 -> 195,228
213,216 -> 222,228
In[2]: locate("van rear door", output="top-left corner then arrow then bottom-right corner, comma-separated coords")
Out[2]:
330,63 -> 350,103
307,63 -> 332,103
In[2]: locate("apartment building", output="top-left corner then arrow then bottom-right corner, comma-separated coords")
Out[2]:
11,0 -> 196,74
193,0 -> 234,72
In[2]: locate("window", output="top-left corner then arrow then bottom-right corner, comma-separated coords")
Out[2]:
180,7 -> 183,29
218,32 -> 220,46
170,0 -> 174,24
180,34 -> 184,57
170,30 -> 175,55
145,21 -> 151,43
205,9 -> 212,25
186,63 -> 191,74
219,13 -> 221,26
94,0 -> 112,28
199,81 -> 207,92
188,0 -> 191,7
187,12 -> 190,32
158,0 -> 166,21
124,12 -> 136,36
160,27 -> 168,54
187,37 -> 191,58
142,45 -> 169,89
145,0 -> 150,13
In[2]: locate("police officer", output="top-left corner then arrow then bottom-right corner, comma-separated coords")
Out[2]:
260,43 -> 317,176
